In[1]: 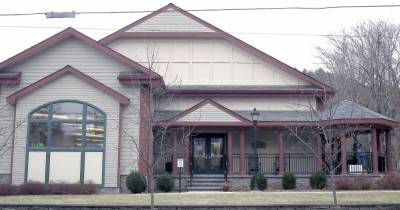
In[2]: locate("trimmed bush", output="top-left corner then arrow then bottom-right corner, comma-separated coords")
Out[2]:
157,173 -> 174,192
0,184 -> 16,196
282,173 -> 296,189
250,172 -> 267,190
220,182 -> 231,192
1,182 -> 98,196
376,173 -> 400,190
126,171 -> 147,193
309,172 -> 327,189
335,177 -> 372,190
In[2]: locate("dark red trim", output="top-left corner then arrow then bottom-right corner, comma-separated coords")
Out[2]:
0,27 -> 160,79
166,98 -> 251,125
138,86 -> 150,175
100,3 -> 335,92
168,88 -> 335,97
10,104 -> 16,184
278,131 -> 285,175
372,128 -> 379,174
227,130 -> 233,175
117,104 -> 123,188
6,65 -> 130,105
0,72 -> 21,85
385,130 -> 393,174
239,130 -> 246,175
340,135 -> 347,175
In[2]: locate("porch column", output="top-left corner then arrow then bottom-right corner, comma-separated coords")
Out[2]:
239,130 -> 246,175
372,128 -> 379,174
316,134 -> 323,172
385,129 -> 393,174
340,135 -> 347,175
227,130 -> 233,175
184,128 -> 190,175
172,129 -> 178,176
278,131 -> 285,175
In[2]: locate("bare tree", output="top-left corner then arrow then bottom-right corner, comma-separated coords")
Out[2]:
285,94 -> 370,209
317,20 -> 400,168
118,45 -> 195,210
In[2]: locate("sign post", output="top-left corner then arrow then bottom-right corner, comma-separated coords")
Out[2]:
177,158 -> 184,193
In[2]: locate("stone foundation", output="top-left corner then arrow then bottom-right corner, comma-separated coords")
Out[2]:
0,174 -> 11,184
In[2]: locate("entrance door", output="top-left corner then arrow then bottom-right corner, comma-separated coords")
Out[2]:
192,134 -> 225,174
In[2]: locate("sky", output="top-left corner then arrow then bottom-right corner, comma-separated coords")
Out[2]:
1,0 -> 400,70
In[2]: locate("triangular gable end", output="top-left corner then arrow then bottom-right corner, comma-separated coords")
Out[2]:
6,65 -> 130,105
174,99 -> 249,123
100,3 -> 334,92
0,27 -> 160,80
127,7 -> 215,32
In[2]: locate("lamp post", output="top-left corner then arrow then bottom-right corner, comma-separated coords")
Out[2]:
250,107 -> 260,174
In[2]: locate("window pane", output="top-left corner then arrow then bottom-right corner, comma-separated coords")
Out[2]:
86,123 -> 105,148
84,152 -> 103,184
52,102 -> 83,121
32,106 -> 49,120
27,151 -> 46,183
49,152 -> 81,184
29,123 -> 48,148
87,106 -> 105,121
51,123 -> 83,147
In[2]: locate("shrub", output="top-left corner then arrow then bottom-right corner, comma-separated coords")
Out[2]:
46,183 -> 97,195
126,171 -> 147,193
282,173 -> 296,189
376,173 -> 400,190
0,184 -> 16,196
18,182 -> 48,195
220,181 -> 231,192
157,173 -> 174,192
335,177 -> 372,190
250,172 -> 267,190
309,172 -> 327,189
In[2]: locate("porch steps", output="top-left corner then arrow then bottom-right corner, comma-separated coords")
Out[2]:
187,175 -> 226,191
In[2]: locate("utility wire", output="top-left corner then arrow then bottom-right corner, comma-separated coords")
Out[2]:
0,25 -> 397,38
1,4 -> 400,17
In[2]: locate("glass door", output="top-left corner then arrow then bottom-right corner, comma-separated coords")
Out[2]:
192,134 -> 225,174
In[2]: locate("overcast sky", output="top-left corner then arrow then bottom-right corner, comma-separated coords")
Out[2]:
1,0 -> 400,70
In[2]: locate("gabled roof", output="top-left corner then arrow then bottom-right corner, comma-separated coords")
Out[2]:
0,27 -> 160,80
100,3 -> 335,92
165,98 -> 251,126
7,65 -> 130,105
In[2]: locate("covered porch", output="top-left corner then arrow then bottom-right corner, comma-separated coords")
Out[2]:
153,126 -> 393,177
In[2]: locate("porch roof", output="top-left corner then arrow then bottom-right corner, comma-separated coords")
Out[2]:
156,100 -> 398,127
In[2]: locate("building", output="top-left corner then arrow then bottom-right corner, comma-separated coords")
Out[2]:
0,3 -> 397,192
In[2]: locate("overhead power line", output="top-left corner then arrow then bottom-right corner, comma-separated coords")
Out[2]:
2,25 -> 400,38
1,4 -> 400,17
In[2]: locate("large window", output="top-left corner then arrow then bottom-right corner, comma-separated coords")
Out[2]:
26,100 -> 105,185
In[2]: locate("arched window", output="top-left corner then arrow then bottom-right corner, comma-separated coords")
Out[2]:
26,100 -> 105,185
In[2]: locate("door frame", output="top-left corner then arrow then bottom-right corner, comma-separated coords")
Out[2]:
191,133 -> 226,174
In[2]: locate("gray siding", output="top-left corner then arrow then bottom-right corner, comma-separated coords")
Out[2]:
127,8 -> 214,32
0,38 -> 141,187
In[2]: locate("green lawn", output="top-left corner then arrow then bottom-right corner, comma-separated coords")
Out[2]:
0,191 -> 400,205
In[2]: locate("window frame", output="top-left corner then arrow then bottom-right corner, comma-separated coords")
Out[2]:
25,100 -> 106,185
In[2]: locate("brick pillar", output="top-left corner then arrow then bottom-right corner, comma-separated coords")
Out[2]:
172,129 -> 178,176
227,130 -> 233,175
340,135 -> 348,175
386,129 -> 393,174
372,128 -> 379,174
184,128 -> 190,175
278,131 -> 285,175
316,134 -> 323,172
239,130 -> 246,175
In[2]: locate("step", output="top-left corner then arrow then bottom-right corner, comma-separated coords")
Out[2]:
190,178 -> 226,182
187,186 -> 221,191
190,182 -> 223,187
